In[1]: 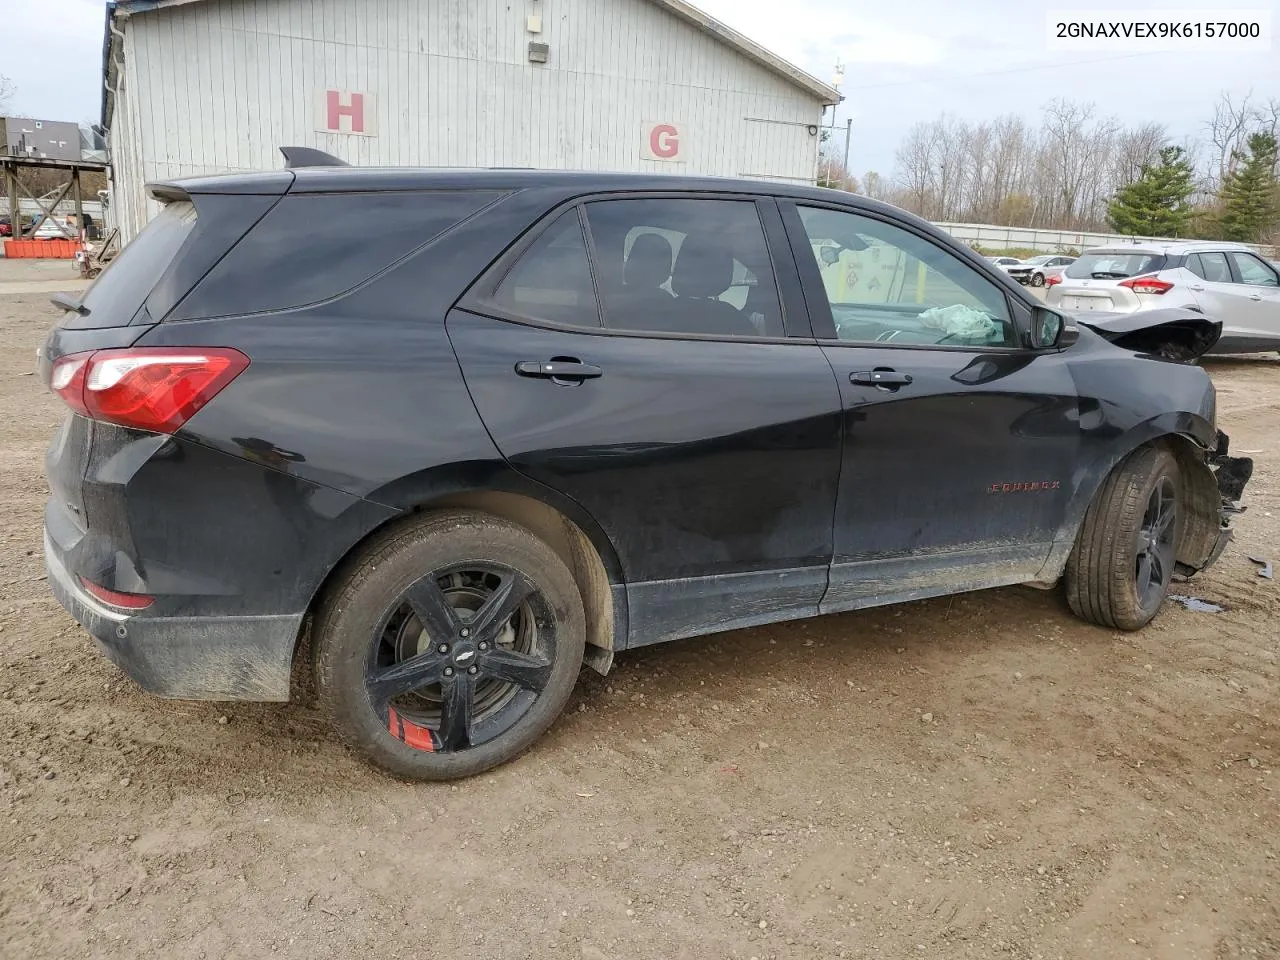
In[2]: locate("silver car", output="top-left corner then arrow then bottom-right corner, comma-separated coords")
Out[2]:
1007,254 -> 1076,286
1046,241 -> 1280,353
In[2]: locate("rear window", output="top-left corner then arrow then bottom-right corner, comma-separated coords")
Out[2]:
65,200 -> 198,329
1066,251 -> 1166,280
175,190 -> 501,319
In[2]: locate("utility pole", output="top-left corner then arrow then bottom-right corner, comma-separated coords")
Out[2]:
843,118 -> 852,178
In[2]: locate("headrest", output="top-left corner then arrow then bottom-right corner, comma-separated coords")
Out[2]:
624,233 -> 673,290
671,239 -> 734,298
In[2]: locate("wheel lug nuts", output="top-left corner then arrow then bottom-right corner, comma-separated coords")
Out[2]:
467,665 -> 479,675
478,641 -> 488,651
460,628 -> 470,638
437,643 -> 449,654
443,666 -> 454,677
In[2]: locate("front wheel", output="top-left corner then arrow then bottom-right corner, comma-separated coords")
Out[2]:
1030,272 -> 1046,287
1065,445 -> 1181,630
314,511 -> 586,780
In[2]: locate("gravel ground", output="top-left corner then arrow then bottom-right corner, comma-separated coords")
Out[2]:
1,284 -> 1277,959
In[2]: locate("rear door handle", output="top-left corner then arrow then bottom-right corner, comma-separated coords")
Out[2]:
514,359 -> 602,381
851,370 -> 913,387
1249,293 -> 1264,301
1189,284 -> 1205,292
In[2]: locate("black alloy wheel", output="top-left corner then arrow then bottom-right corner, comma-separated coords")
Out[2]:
315,510 -> 586,780
366,564 -> 555,753
1134,477 -> 1177,609
1065,445 -> 1183,630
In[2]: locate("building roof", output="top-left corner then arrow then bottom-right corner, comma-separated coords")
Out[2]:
103,0 -> 840,128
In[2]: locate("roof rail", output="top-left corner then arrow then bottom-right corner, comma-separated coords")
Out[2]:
279,146 -> 350,169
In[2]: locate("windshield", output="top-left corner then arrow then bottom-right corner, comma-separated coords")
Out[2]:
1065,251 -> 1167,280
1026,255 -> 1053,265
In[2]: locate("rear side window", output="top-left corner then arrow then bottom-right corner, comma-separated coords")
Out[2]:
177,190 -> 499,319
1066,252 -> 1166,279
583,198 -> 784,338
66,200 -> 198,329
493,210 -> 600,328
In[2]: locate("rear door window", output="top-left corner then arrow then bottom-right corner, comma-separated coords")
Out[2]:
1196,252 -> 1232,283
66,200 -> 198,329
582,198 -> 784,338
1066,252 -> 1166,279
492,210 -> 600,328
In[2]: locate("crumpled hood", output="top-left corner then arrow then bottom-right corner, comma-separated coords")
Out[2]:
1067,307 -> 1222,362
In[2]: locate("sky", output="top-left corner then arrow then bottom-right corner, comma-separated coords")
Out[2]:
3,0 -> 1278,178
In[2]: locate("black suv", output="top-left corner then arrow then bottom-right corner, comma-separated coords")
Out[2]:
40,150 -> 1249,780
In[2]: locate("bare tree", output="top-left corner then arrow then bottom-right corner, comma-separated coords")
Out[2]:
861,170 -> 889,201
894,121 -> 942,217
0,75 -> 14,114
1205,90 -> 1280,186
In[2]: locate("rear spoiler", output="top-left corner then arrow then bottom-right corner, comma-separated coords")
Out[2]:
144,147 -> 345,202
279,146 -> 349,168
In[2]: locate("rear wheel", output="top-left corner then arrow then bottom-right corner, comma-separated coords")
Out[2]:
1030,272 -> 1046,286
314,511 -> 586,780
1065,446 -> 1181,630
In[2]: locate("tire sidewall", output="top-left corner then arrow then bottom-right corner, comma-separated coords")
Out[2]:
1126,450 -> 1182,622
316,513 -> 586,780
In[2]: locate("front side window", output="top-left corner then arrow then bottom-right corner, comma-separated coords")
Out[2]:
1229,251 -> 1280,286
795,206 -> 1017,347
493,211 -> 600,328
583,198 -> 784,338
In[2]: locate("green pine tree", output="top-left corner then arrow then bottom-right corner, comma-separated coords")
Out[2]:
1106,146 -> 1195,237
1218,133 -> 1280,243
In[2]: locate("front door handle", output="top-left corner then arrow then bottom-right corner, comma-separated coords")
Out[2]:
514,359 -> 602,382
1249,293 -> 1264,301
1189,284 -> 1205,292
851,370 -> 913,388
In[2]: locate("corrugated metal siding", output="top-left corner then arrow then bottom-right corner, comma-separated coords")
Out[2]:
111,0 -> 825,239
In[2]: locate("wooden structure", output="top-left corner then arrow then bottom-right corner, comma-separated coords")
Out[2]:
2,154 -> 109,241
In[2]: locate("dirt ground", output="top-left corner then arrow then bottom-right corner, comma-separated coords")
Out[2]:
1,274 -> 1277,959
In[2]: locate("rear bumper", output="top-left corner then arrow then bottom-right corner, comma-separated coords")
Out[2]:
45,530 -> 300,701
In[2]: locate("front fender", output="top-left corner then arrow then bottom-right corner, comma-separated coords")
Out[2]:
1038,411 -> 1220,582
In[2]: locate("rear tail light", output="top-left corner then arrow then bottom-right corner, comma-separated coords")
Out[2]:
78,577 -> 154,610
49,347 -> 248,434
1044,274 -> 1062,287
1118,275 -> 1174,295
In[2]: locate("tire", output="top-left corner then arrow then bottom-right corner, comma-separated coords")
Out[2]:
314,510 -> 586,780
1065,445 -> 1181,630
1030,272 -> 1045,287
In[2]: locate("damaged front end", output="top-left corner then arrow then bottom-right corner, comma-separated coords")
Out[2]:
1076,307 -> 1222,363
1173,429 -> 1253,578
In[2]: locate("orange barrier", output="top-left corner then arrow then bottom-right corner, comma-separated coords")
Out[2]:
3,239 -> 81,259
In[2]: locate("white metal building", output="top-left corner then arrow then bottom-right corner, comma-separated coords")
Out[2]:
102,0 -> 840,240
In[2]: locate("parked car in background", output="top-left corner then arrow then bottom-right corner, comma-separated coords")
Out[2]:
40,151 -> 1250,780
1046,241 -> 1280,353
26,215 -> 74,240
986,255 -> 1021,270
1007,255 -> 1076,286
0,216 -> 11,237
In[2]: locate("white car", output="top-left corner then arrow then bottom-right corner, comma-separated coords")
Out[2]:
986,256 -> 1021,271
1006,254 -> 1076,286
1046,241 -> 1280,354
